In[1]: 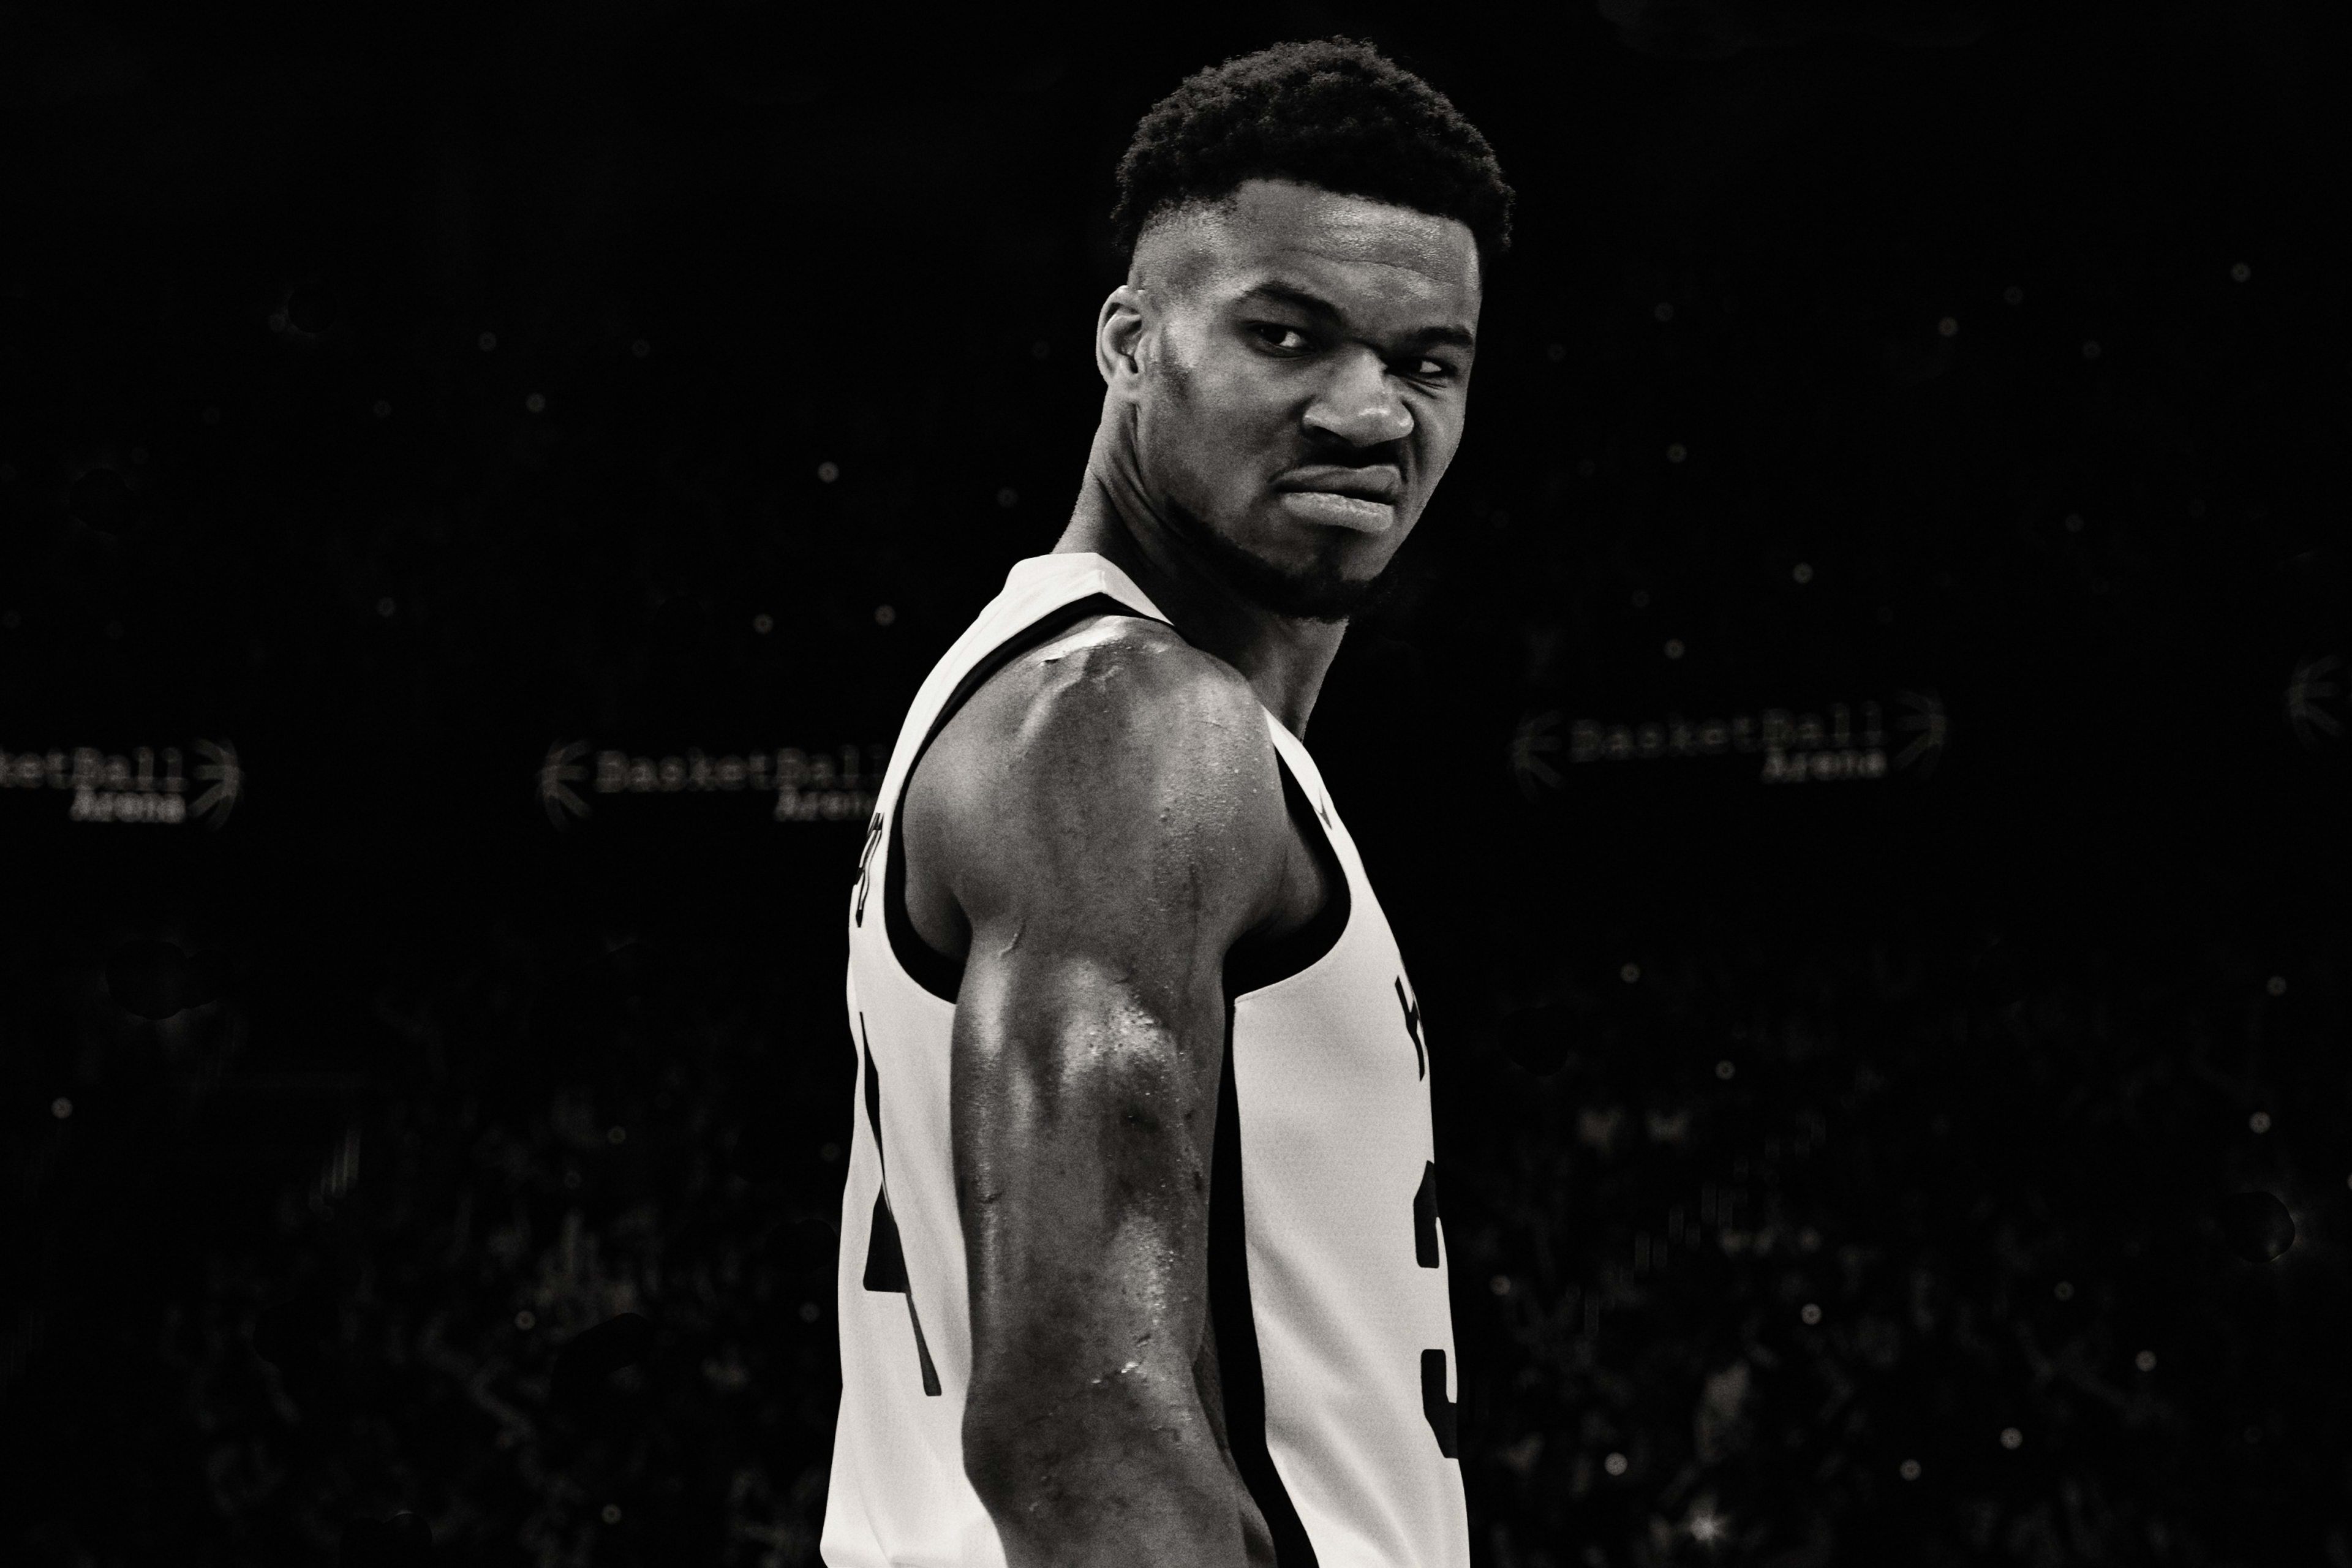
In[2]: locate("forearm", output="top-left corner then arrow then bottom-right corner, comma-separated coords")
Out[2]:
966,1372 -> 1252,1567
950,874 -> 1265,1562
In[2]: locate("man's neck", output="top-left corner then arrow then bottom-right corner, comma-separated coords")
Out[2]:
1054,471 -> 1345,738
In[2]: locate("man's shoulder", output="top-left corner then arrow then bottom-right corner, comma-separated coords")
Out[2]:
914,611 -> 1287,902
957,611 -> 1267,771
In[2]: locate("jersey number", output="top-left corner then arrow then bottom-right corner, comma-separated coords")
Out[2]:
860,1017 -> 940,1395
1415,1158 -> 1458,1457
1401,973 -> 1455,1457
858,1007 -> 1460,1444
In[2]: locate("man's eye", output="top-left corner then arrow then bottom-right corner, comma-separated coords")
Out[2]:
1251,323 -> 1310,352
1413,359 -> 1455,379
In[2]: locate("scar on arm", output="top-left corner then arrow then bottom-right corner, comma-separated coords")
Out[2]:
996,919 -> 1025,958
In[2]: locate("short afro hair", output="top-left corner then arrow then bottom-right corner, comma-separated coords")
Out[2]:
1110,37 -> 1515,271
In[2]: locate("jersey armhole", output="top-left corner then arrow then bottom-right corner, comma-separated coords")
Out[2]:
882,591 -> 1159,1003
1221,750 -> 1352,999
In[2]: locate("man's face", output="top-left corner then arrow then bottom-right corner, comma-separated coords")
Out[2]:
1118,179 -> 1483,621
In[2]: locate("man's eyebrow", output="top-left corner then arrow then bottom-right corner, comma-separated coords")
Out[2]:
1237,281 -> 1477,353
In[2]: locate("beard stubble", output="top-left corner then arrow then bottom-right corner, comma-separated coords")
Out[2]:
1160,495 -> 1410,624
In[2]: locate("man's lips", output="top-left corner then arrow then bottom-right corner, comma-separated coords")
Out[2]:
1271,476 -> 1401,534
1272,464 -> 1403,503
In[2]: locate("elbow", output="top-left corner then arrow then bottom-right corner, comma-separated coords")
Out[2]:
962,1368 -> 1240,1550
962,1390 -> 1050,1525
960,1371 -> 1118,1517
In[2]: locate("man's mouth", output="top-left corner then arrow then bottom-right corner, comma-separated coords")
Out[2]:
1273,491 -> 1396,533
1272,465 -> 1403,534
1275,464 -> 1403,503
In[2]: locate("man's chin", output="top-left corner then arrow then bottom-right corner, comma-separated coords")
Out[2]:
1253,560 -> 1403,623
1172,510 -> 1404,623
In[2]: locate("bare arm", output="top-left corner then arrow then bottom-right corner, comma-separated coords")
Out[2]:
927,625 -> 1284,1566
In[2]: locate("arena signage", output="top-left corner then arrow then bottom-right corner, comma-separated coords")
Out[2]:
2286,653 -> 2346,752
0,741 -> 242,827
1510,691 -> 1947,797
537,741 -> 891,829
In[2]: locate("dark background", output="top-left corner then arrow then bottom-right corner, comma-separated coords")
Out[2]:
4,2 -> 2348,1564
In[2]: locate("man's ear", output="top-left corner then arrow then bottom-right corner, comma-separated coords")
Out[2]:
1095,284 -> 1149,393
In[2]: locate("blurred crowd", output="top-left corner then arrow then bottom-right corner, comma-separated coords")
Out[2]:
9,856 -> 2343,1566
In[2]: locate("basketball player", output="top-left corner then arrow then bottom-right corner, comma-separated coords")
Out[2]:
826,38 -> 1513,1567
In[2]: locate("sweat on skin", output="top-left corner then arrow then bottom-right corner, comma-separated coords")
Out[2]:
853,176 -> 1487,1567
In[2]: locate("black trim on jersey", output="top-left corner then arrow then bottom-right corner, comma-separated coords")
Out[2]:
1209,993 -> 1321,1565
1224,753 -> 1351,998
884,592 -> 1151,1003
882,589 -> 1350,1005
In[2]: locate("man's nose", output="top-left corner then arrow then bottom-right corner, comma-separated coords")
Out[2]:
1303,348 -> 1415,448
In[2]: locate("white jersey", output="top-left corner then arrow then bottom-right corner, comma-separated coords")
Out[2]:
824,551 -> 1467,1567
